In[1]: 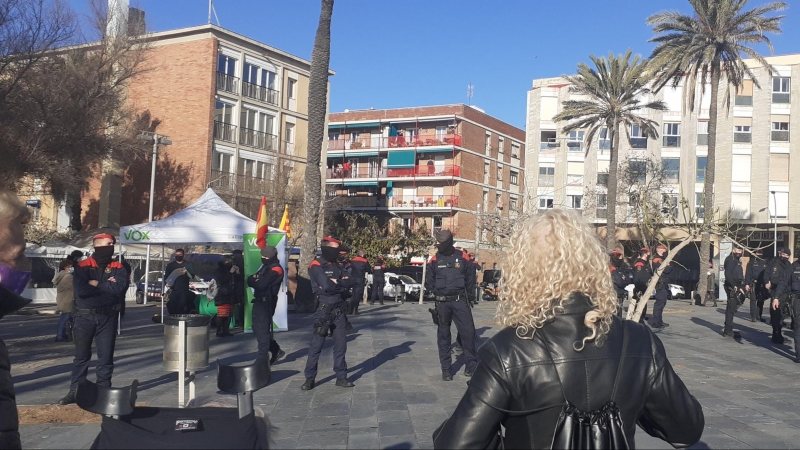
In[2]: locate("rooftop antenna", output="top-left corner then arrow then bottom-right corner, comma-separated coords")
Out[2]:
467,83 -> 474,106
208,0 -> 221,26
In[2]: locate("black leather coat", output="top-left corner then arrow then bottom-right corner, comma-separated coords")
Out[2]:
433,294 -> 704,449
1,285 -> 31,449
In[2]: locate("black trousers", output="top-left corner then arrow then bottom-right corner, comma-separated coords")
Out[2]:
436,300 -> 477,372
70,312 -> 118,392
750,286 -> 767,320
304,306 -> 348,379
252,301 -> 280,360
650,287 -> 668,325
723,286 -> 741,335
351,284 -> 365,312
370,283 -> 385,304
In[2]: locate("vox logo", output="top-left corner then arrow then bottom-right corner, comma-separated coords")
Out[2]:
124,230 -> 150,242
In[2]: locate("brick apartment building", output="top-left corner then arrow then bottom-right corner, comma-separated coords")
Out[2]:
525,53 -> 800,272
326,105 -> 526,268
28,23 -> 321,230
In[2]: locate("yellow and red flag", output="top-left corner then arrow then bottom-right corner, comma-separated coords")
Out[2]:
255,196 -> 268,249
278,204 -> 291,239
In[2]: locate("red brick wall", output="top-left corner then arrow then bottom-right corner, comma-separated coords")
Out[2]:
81,38 -> 216,229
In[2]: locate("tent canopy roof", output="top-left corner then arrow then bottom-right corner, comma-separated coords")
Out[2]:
120,189 -> 281,245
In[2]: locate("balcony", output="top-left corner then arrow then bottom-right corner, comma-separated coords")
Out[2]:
239,128 -> 278,151
662,136 -> 681,147
735,96 -> 753,106
327,133 -> 462,151
540,142 -> 560,151
596,208 -> 608,219
630,137 -> 647,149
209,170 -> 268,195
284,141 -> 295,155
388,195 -> 459,208
733,132 -> 752,143
566,141 -> 583,152
210,169 -> 235,192
697,134 -> 708,146
214,121 -> 236,143
539,175 -> 554,187
773,92 -> 791,104
328,195 -> 385,208
384,164 -> 461,178
567,175 -> 584,186
216,72 -> 239,95
241,81 -> 279,106
772,130 -> 790,142
326,166 -> 381,179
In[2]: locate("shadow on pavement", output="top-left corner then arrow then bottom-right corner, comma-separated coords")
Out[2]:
690,317 -> 796,360
316,341 -> 415,387
385,443 -> 413,450
451,326 -> 491,373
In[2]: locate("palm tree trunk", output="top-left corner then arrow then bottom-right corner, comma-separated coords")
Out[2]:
606,121 -> 620,251
297,0 -> 334,312
698,57 -> 721,303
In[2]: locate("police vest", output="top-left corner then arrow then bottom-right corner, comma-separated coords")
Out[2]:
433,253 -> 467,295
791,264 -> 800,293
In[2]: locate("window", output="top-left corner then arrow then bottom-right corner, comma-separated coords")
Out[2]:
769,192 -> 789,219
217,53 -> 236,75
483,191 -> 488,211
662,158 -> 680,183
496,193 -> 503,210
485,133 -> 491,155
599,127 -> 611,150
695,192 -> 705,219
736,80 -> 754,106
214,101 -> 236,142
510,171 -> 519,185
696,157 -> 707,182
214,101 -> 234,124
27,205 -> 40,224
595,193 -> 608,219
567,162 -> 584,186
242,63 -> 278,104
435,126 -> 447,141
498,137 -> 505,154
484,162 -> 490,183
567,130 -> 585,152
731,155 -> 751,182
773,77 -> 791,103
509,197 -> 518,211
772,121 -> 790,142
730,192 -> 751,219
734,118 -> 752,143
770,154 -> 790,182
568,195 -> 583,209
539,166 -> 555,186
287,78 -> 297,99
511,143 -> 520,158
496,165 -> 503,182
663,123 -> 681,147
240,109 -> 277,149
212,150 -> 232,172
697,121 -> 709,146
630,125 -> 647,149
629,160 -> 647,184
237,158 -> 269,179
540,131 -> 557,151
285,123 -> 295,155
433,216 -> 443,228
538,197 -> 554,209
661,194 -> 678,221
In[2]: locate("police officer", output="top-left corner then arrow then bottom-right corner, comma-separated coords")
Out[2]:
369,256 -> 386,305
426,230 -> 477,381
777,251 -> 800,362
349,250 -> 371,315
722,245 -> 745,338
767,247 -> 793,344
649,245 -> 672,329
632,248 -> 652,322
58,233 -> 129,405
610,251 -> 629,317
468,252 -> 481,304
301,237 -> 355,390
745,249 -> 768,322
247,246 -> 285,365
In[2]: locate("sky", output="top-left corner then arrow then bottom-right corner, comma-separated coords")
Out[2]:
68,0 -> 800,129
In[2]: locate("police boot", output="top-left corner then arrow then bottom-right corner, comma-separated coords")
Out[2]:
353,304 -> 360,315
335,378 -> 355,388
57,391 -> 76,405
301,377 -> 315,391
442,369 -> 452,381
772,330 -> 785,345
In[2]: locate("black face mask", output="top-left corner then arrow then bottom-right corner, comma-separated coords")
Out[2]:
337,254 -> 347,262
611,258 -> 622,267
261,257 -> 273,265
436,235 -> 455,255
321,247 -> 339,262
175,255 -> 184,262
93,246 -> 115,265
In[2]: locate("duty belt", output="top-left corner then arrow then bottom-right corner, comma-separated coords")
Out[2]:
75,305 -> 119,315
435,295 -> 461,302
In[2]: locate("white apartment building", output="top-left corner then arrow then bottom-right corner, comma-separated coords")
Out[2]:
525,53 -> 800,258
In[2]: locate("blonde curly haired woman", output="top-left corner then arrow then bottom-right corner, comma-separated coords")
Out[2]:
433,209 -> 703,449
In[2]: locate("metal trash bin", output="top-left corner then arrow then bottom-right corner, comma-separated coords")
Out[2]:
163,314 -> 211,371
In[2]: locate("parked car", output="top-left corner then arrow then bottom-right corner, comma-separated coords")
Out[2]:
135,271 -> 164,304
622,283 -> 685,300
366,272 -> 422,303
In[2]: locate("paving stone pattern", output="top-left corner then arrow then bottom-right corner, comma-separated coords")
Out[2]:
5,298 -> 800,449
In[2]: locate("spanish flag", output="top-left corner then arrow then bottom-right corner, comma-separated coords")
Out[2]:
255,196 -> 268,249
278,204 -> 291,239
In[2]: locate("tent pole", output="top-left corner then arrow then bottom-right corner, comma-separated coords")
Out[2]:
143,245 -> 151,305
161,244 -> 165,323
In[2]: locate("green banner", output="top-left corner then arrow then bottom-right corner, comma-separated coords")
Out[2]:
243,232 -> 288,332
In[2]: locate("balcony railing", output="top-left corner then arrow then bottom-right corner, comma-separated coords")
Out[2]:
566,141 -> 583,152
214,121 -> 237,143
772,130 -> 790,142
539,175 -> 554,187
630,137 -> 647,149
239,127 -> 278,150
735,96 -> 753,106
284,141 -> 295,155
384,164 -> 461,178
241,80 -> 279,106
327,133 -> 462,151
540,142 -> 560,151
663,136 -> 681,147
326,166 -> 382,179
596,208 -> 608,219
209,170 -> 269,195
388,195 -> 459,208
733,132 -> 752,143
327,195 -> 384,208
697,134 -> 708,146
210,169 -> 235,192
773,92 -> 791,104
567,175 -> 584,186
216,72 -> 239,94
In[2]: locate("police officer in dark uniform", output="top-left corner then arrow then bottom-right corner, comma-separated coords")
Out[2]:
247,246 -> 285,365
745,249 -> 768,322
722,245 -> 745,338
426,230 -> 477,381
610,251 -> 629,317
649,245 -> 672,329
58,233 -> 129,405
349,250 -> 371,315
301,237 -> 355,390
767,247 -> 792,344
632,248 -> 652,322
369,257 -> 386,305
777,251 -> 800,362
468,252 -> 481,304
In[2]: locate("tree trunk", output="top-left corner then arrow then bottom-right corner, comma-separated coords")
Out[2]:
628,234 -> 696,321
70,191 -> 82,231
697,57 -> 722,304
297,0 -> 334,313
606,121 -> 620,251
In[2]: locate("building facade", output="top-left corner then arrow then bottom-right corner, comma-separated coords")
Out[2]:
326,105 -> 526,268
72,24 -> 319,229
525,54 -> 800,258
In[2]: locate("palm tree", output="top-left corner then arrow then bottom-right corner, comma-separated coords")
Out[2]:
647,0 -> 786,301
554,50 -> 667,251
297,0 -> 334,312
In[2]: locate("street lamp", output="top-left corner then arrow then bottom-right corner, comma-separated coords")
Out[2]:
771,190 -> 778,257
138,132 -> 172,307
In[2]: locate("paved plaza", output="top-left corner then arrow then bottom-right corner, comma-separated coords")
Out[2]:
5,297 -> 800,449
